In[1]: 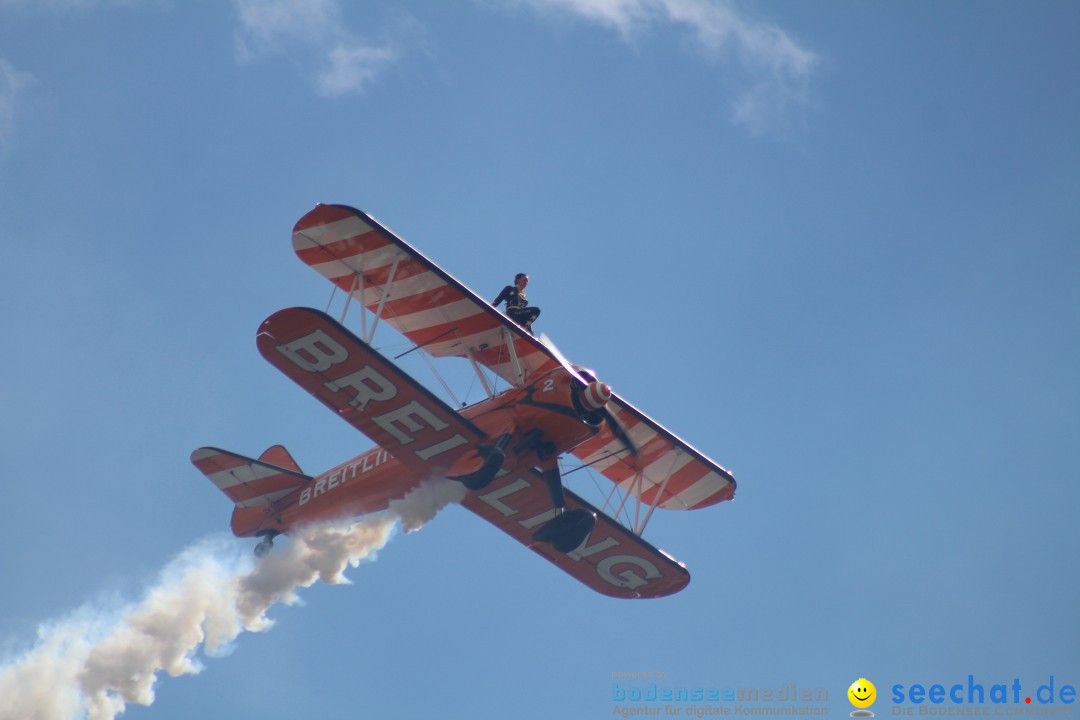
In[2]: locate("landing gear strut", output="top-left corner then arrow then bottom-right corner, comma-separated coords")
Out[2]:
449,433 -> 513,490
531,459 -> 596,554
453,428 -> 597,554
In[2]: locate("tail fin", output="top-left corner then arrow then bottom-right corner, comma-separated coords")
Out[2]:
191,447 -> 312,536
258,444 -> 303,473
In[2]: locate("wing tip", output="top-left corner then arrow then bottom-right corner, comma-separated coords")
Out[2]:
293,202 -> 367,234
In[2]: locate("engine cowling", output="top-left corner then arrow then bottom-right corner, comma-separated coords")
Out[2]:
571,379 -> 612,426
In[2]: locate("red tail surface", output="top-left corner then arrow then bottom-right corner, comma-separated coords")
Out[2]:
190,446 -> 312,537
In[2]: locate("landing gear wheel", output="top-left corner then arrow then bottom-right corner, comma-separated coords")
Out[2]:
254,534 -> 275,558
458,446 -> 506,491
532,509 -> 597,553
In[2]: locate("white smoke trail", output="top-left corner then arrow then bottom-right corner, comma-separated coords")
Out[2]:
0,478 -> 465,720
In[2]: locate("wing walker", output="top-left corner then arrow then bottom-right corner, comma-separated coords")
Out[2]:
192,204 -> 736,598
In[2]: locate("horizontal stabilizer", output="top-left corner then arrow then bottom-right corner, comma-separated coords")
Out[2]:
191,447 -> 311,508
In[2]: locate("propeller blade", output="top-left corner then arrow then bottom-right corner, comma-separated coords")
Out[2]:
538,332 -> 587,385
604,407 -> 639,457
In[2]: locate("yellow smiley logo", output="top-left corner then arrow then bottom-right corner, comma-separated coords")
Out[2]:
848,678 -> 877,709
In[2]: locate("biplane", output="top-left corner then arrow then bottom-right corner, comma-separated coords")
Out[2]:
191,204 -> 735,599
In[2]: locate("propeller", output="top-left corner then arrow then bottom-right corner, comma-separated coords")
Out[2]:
538,333 -> 638,458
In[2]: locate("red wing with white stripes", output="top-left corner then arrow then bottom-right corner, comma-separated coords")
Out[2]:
569,393 -> 736,522
256,306 -> 486,476
292,204 -> 559,387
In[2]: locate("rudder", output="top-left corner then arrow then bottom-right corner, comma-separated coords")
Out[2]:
258,444 -> 303,473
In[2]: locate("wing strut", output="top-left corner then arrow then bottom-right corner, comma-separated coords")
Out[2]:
466,349 -> 496,399
634,452 -> 682,534
420,350 -> 462,407
609,471 -> 636,530
365,253 -> 402,344
339,272 -> 361,326
317,260 -> 479,409
501,326 -> 524,386
584,456 -> 679,537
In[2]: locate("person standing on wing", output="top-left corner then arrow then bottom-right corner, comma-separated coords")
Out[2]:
493,272 -> 541,335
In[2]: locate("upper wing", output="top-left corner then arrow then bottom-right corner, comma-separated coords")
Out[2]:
569,392 -> 736,511
292,203 -> 736,511
256,307 -> 485,475
292,204 -> 559,387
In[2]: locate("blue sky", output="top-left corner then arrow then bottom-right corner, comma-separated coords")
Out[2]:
1,1 -> 1078,718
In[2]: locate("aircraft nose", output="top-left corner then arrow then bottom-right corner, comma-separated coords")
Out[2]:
582,381 -> 612,411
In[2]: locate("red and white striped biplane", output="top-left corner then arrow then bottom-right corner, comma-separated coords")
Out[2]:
192,204 -> 735,598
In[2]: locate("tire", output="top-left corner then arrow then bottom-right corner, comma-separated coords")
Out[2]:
459,446 -> 505,490
532,509 -> 596,553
